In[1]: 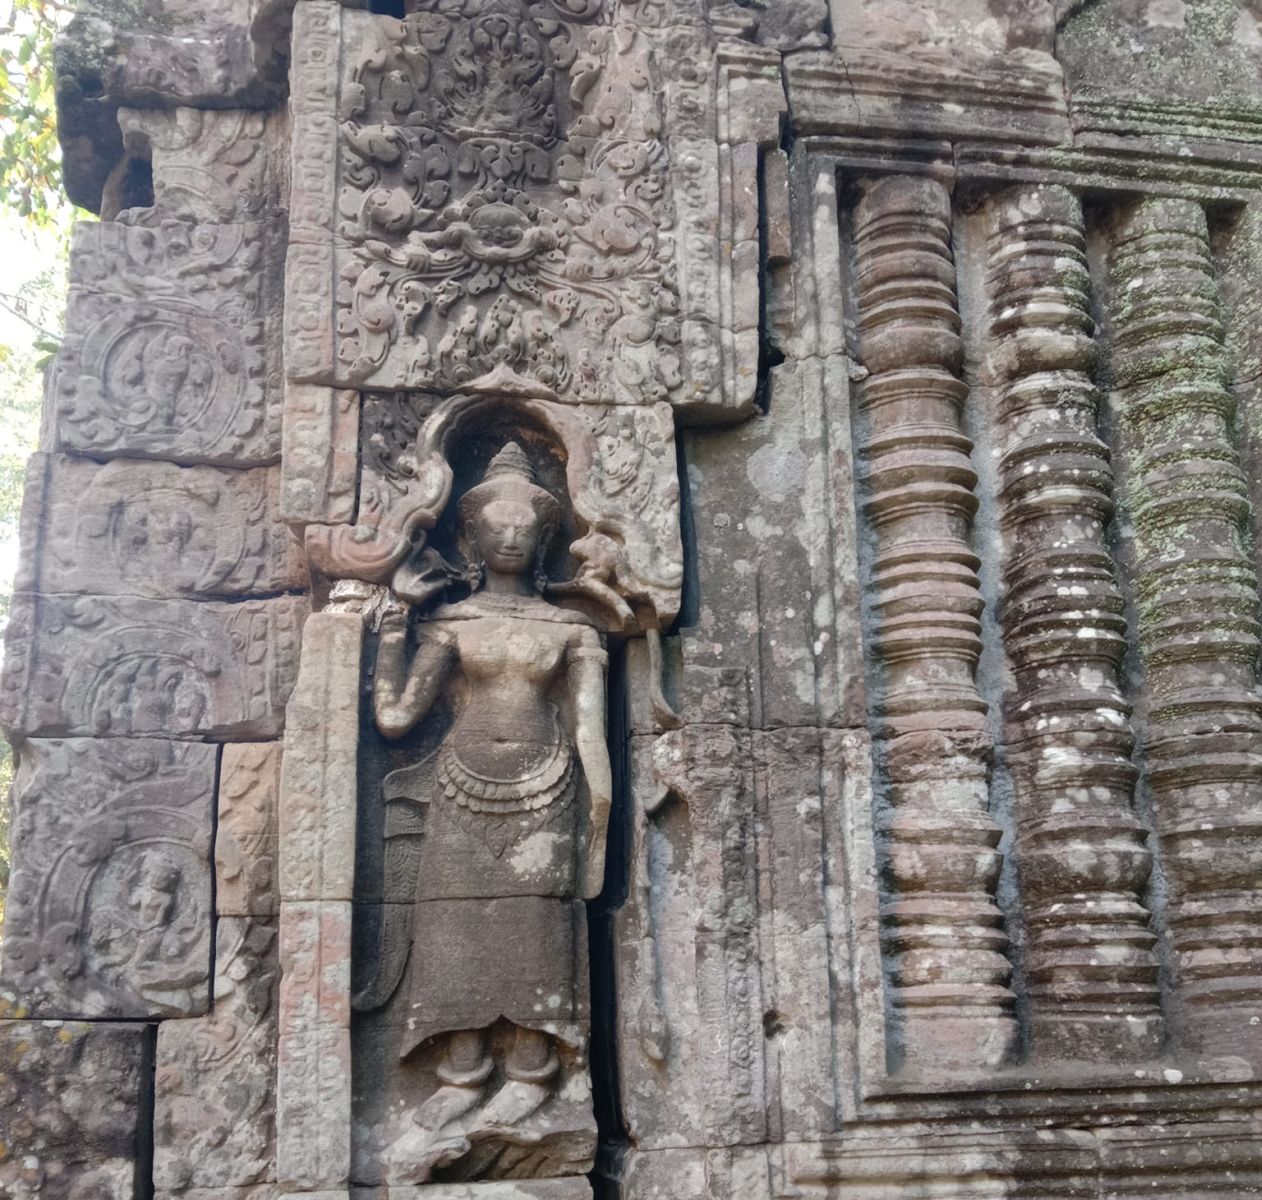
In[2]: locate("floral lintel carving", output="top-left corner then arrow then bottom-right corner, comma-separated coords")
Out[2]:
323,0 -> 682,403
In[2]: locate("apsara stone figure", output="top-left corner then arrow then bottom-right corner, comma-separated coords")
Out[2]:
360,441 -> 612,1179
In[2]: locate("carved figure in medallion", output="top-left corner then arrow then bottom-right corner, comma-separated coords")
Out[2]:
358,441 -> 611,1180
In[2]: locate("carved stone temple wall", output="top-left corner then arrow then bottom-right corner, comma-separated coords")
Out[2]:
7,0 -> 1262,1198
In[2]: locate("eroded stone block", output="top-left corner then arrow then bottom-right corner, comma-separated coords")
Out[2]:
219,743 -> 282,918
21,454 -> 306,600
829,0 -> 1056,59
51,221 -> 281,466
281,385 -> 361,525
355,1182 -> 594,1199
615,726 -> 767,1150
55,0 -> 291,212
154,917 -> 278,1190
280,612 -> 363,902
0,1019 -> 150,1200
278,900 -> 353,1189
0,738 -> 215,1019
118,107 -> 277,224
0,592 -> 307,740
680,356 -> 863,729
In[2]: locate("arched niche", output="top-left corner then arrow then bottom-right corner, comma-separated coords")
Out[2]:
305,390 -> 682,633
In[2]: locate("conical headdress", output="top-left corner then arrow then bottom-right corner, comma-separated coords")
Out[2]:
457,441 -> 561,528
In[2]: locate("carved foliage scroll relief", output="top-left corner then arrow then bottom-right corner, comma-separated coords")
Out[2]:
320,0 -> 677,406
286,0 -> 775,423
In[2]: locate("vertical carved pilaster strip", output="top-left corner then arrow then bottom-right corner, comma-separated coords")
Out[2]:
851,175 -> 1016,1071
983,185 -> 1161,1059
276,611 -> 362,1191
1106,197 -> 1262,1054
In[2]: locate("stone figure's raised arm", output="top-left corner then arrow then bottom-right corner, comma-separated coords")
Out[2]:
569,624 -> 612,900
373,613 -> 458,739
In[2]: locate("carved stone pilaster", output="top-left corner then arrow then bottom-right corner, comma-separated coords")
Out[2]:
982,184 -> 1161,1059
618,724 -> 766,1147
851,174 -> 1015,1071
1105,196 -> 1262,1055
276,612 -> 363,1190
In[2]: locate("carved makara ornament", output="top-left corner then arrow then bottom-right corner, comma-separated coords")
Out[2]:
357,442 -> 611,1180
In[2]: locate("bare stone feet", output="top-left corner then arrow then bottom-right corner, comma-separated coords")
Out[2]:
469,1076 -> 553,1135
383,1082 -> 485,1181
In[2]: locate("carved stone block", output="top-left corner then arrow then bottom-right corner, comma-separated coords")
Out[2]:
286,1 -> 342,382
284,2 -> 766,422
118,107 -> 276,224
281,385 -> 361,524
51,221 -> 281,466
614,1145 -> 773,1200
280,612 -> 363,902
153,917 -> 278,1190
278,900 -> 353,1189
218,744 -> 282,917
351,1183 -> 593,1199
0,593 -> 307,740
19,454 -> 306,600
786,48 -> 1069,144
0,1019 -> 150,1200
0,738 -> 215,1019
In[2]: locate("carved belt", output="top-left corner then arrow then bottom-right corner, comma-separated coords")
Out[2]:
437,737 -> 574,815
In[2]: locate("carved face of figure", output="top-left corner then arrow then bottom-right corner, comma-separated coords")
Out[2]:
472,497 -> 542,576
125,858 -> 181,929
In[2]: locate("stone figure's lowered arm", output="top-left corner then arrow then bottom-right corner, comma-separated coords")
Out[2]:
570,629 -> 612,900
374,614 -> 457,739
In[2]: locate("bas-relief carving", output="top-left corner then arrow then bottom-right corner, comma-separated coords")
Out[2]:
351,444 -> 609,1186
0,592 -> 305,740
219,743 -> 282,917
330,3 -> 681,408
52,221 -> 281,466
153,917 -> 278,1191
21,454 -> 306,600
319,1 -> 680,404
286,0 -> 775,422
304,392 -> 682,633
117,107 -> 275,225
0,1019 -> 150,1200
0,738 -> 216,1019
